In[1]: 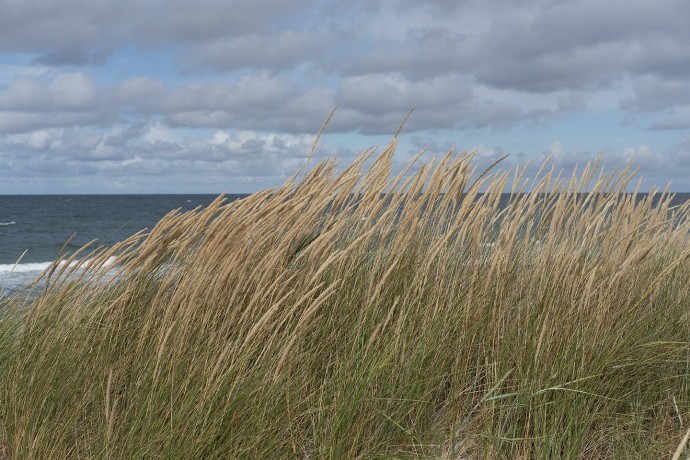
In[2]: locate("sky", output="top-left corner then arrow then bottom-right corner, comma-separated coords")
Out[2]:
1,0 -> 690,194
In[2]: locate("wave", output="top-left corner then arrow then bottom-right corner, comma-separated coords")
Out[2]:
0,257 -> 118,274
1,257 -> 120,298
0,221 -> 16,226
0,261 -> 53,274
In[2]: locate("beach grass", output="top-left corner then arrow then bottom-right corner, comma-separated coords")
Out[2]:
1,139 -> 690,459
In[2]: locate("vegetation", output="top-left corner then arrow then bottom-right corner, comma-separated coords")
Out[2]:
1,137 -> 690,459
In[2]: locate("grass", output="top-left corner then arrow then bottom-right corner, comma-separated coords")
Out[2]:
1,138 -> 690,458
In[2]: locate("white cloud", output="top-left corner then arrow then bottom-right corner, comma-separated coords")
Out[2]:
0,120 -> 326,190
26,130 -> 55,149
620,144 -> 675,174
550,140 -> 563,156
0,72 -> 104,133
210,130 -> 230,145
141,120 -> 179,144
46,73 -> 99,109
195,129 -> 316,158
473,143 -> 506,161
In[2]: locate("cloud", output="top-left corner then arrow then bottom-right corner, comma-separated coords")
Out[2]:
0,0 -> 319,65
158,0 -> 315,42
163,74 -> 336,133
0,112 -> 105,135
0,122 -> 320,178
329,74 -> 557,134
522,139 -> 690,190
165,74 -> 293,114
109,77 -> 167,112
0,1 -> 131,58
621,76 -> 690,112
629,35 -> 690,81
622,144 -> 663,170
1,0 -> 689,192
549,140 -> 563,156
555,91 -> 588,112
0,72 -> 107,133
336,74 -> 473,116
180,31 -> 330,72
335,0 -> 690,96
2,0 -> 688,99
0,72 -> 98,111
649,108 -> 690,131
26,130 -> 55,150
35,46 -> 116,66
0,69 -> 564,138
0,71 -> 334,135
619,76 -> 690,130
0,63 -> 50,85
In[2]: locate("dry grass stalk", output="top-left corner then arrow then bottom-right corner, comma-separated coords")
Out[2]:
0,139 -> 689,458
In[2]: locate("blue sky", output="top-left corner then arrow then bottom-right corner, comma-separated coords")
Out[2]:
1,0 -> 690,193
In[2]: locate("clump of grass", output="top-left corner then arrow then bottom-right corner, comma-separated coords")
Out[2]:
1,138 -> 690,459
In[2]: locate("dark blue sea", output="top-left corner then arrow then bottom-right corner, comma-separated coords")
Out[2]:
2,193 -> 689,297
0,194 -> 247,296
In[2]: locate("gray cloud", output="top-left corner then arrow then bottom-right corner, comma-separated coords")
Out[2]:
180,31 -> 331,73
336,74 -> 473,116
331,74 -> 554,134
165,75 -> 294,113
108,77 -> 167,113
0,0 -> 319,66
3,0 -> 689,100
621,77 -> 690,112
338,0 -> 690,94
629,36 -> 690,81
0,112 -> 102,134
35,46 -> 116,67
649,110 -> 690,131
1,0 -> 690,192
157,0 -> 314,42
163,75 -> 336,132
0,69 -> 565,138
0,72 -> 335,135
620,76 -> 690,130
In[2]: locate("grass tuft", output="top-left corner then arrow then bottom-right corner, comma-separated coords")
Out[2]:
1,141 -> 690,458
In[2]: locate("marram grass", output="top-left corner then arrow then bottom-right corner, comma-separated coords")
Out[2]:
1,140 -> 690,459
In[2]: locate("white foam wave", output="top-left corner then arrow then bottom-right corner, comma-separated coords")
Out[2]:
0,261 -> 52,274
0,257 -> 119,296
0,256 -> 118,275
0,221 -> 16,226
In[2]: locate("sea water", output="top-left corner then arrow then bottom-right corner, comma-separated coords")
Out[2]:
2,193 -> 689,297
0,194 -> 245,296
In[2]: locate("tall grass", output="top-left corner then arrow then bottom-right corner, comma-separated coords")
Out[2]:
1,139 -> 690,459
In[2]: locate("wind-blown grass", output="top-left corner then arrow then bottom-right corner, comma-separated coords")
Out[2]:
1,139 -> 690,459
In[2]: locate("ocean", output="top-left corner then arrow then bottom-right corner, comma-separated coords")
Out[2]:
0,194 -> 246,296
2,192 -> 689,297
